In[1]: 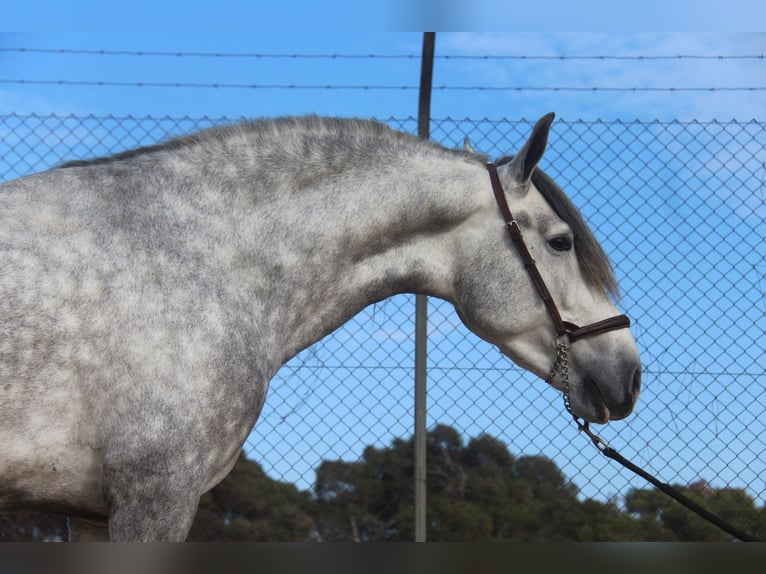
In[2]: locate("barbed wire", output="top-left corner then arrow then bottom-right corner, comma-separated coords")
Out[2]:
2,79 -> 763,92
4,47 -> 761,94
1,47 -> 763,60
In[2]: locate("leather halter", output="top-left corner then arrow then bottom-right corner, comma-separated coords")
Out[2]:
486,162 -> 630,343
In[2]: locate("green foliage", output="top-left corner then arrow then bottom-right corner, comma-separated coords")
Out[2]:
187,451 -> 316,541
308,427 -> 764,541
624,479 -> 766,541
314,424 -> 634,541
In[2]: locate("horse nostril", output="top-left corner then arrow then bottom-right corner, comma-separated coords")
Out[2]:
607,366 -> 642,421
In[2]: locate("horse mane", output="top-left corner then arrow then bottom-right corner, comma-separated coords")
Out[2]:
58,116 -> 482,169
495,156 -> 620,301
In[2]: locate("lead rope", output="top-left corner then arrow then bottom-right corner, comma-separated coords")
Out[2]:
557,351 -> 760,542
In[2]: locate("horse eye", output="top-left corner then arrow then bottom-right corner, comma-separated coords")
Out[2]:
548,236 -> 573,252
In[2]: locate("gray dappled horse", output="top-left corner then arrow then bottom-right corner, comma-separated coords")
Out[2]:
0,113 -> 641,541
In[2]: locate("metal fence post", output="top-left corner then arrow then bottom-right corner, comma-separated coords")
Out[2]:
414,31 -> 435,543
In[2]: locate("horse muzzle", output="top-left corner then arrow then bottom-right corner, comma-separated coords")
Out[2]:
570,361 -> 642,424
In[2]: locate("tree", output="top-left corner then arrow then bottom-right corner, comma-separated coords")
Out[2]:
313,424 -> 641,541
624,479 -> 765,541
187,451 -> 316,541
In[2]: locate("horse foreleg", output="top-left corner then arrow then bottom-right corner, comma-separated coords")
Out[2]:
67,516 -> 109,541
103,465 -> 202,542
107,498 -> 199,542
105,492 -> 201,541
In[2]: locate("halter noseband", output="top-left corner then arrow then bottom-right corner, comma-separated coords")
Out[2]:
486,163 -> 630,399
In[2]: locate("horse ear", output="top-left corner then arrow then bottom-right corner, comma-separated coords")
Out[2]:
499,112 -> 555,189
463,137 -> 475,153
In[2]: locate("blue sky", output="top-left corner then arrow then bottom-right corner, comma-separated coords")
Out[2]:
1,19 -> 765,510
4,0 -> 766,33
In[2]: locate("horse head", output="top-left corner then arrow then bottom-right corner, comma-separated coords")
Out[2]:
452,114 -> 641,424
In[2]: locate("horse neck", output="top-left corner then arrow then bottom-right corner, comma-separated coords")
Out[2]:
248,156 -> 485,365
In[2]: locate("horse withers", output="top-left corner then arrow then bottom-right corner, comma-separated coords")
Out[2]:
0,113 -> 641,540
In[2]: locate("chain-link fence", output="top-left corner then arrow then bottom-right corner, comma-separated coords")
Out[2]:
1,114 -> 765,540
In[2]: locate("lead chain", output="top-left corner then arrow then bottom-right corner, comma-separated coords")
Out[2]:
549,343 -> 574,416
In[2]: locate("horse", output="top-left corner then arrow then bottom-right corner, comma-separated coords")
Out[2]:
0,113 -> 641,541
